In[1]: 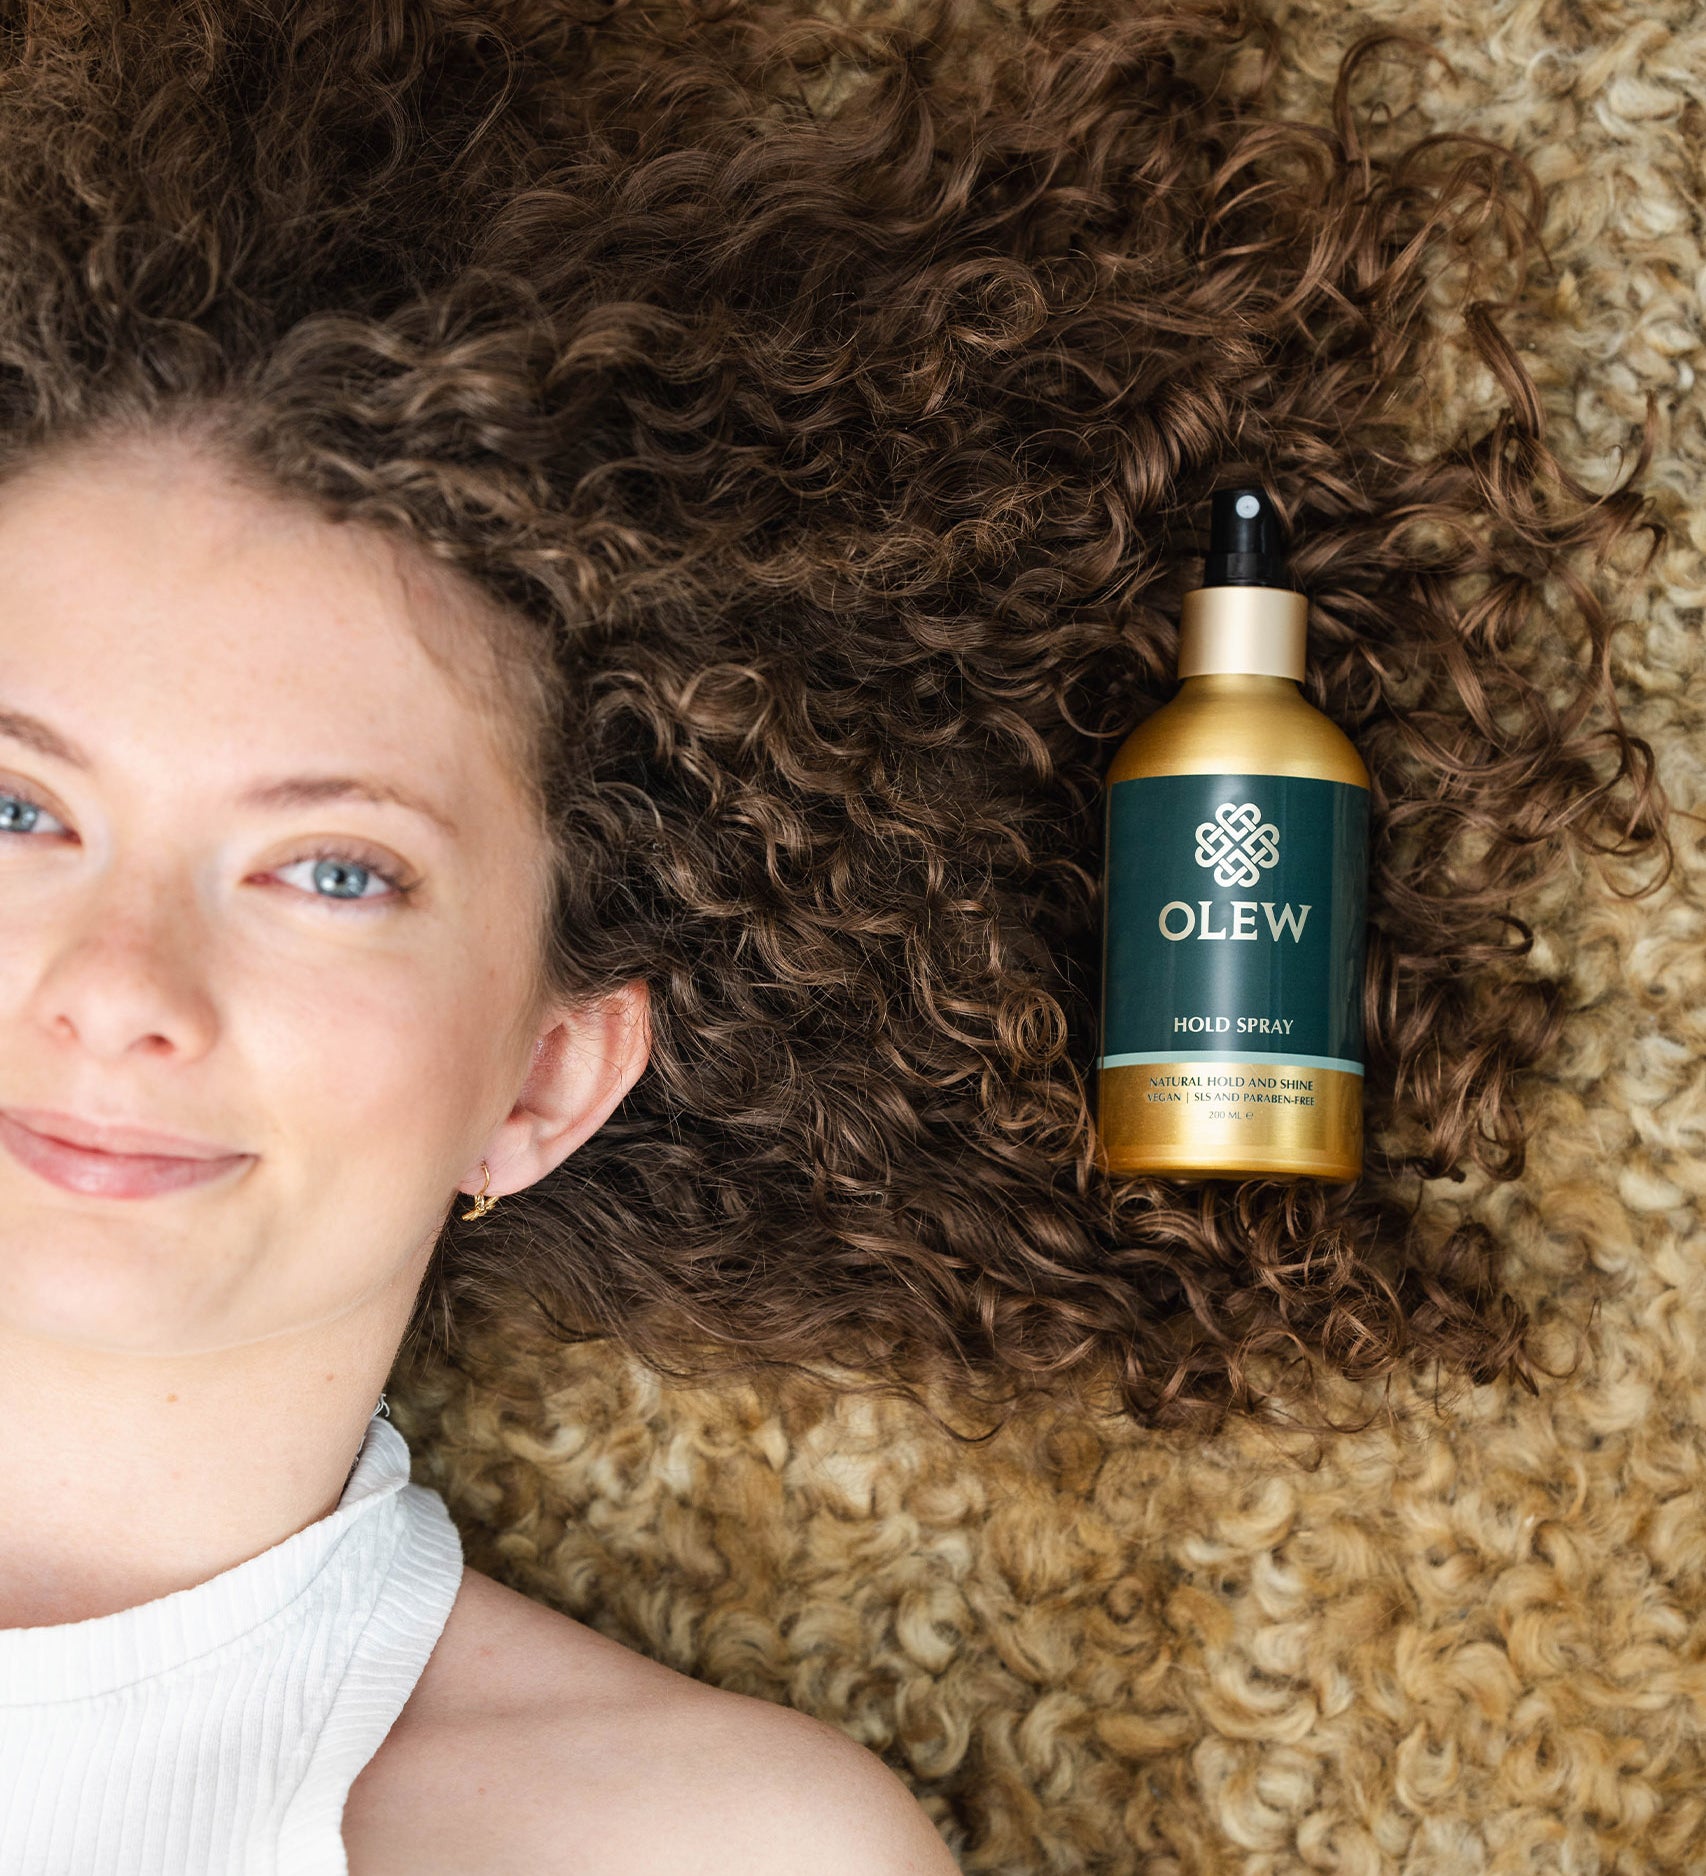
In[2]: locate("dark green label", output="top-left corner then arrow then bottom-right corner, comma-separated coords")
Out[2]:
1099,772 -> 1367,1073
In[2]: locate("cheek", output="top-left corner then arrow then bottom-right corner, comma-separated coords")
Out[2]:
235,947 -> 510,1173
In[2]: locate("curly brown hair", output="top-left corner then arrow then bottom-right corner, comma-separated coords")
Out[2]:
0,0 -> 1666,1429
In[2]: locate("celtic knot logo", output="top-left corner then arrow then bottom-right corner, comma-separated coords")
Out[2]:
1194,802 -> 1280,887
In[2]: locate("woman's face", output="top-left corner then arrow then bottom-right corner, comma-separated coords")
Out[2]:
0,434 -> 639,1357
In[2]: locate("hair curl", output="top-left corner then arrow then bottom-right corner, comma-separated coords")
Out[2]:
0,0 -> 1667,1429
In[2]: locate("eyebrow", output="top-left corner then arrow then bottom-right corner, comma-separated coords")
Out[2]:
0,705 -> 460,838
0,708 -> 81,768
241,775 -> 460,838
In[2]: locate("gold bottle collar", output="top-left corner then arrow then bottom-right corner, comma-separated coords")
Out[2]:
1177,585 -> 1307,682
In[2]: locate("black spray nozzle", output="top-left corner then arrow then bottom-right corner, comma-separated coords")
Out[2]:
1202,487 -> 1289,589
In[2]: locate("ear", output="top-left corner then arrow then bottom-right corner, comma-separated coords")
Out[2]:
460,979 -> 650,1201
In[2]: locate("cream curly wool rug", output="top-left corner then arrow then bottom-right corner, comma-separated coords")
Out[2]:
390,2 -> 1706,1868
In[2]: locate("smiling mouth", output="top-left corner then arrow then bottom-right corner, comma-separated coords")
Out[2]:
0,1108 -> 253,1199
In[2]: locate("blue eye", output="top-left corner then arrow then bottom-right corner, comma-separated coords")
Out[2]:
315,858 -> 372,900
0,790 -> 59,835
275,850 -> 406,905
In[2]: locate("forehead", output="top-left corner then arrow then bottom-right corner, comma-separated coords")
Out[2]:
0,437 -> 522,804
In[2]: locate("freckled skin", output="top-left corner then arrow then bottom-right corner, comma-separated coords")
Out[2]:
0,438 -> 618,1371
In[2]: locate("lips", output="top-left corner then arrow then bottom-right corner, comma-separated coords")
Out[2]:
0,1107 -> 253,1199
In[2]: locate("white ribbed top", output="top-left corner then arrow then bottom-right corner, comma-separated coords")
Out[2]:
0,1409 -> 464,1875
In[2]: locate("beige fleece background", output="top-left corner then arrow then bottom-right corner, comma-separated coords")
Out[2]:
388,3 -> 1706,1868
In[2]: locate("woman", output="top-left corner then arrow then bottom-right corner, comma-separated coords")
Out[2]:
0,0 -> 960,1864
0,426 -> 967,1871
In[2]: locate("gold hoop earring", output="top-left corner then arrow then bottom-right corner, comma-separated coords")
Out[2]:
460,1161 -> 499,1222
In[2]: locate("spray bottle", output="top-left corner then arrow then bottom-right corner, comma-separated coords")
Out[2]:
1096,488 -> 1368,1180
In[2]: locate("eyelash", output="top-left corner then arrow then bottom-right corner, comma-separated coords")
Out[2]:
0,788 -> 414,909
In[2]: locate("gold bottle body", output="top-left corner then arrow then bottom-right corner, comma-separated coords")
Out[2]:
1097,672 -> 1370,1181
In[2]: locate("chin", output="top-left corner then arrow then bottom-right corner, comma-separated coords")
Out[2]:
0,1214 -> 242,1354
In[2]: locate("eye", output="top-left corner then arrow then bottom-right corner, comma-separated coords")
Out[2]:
272,855 -> 405,904
0,788 -> 68,837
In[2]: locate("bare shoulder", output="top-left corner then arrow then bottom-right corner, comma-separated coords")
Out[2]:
343,1566 -> 959,1876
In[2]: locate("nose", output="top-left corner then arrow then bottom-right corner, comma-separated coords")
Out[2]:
23,865 -> 219,1063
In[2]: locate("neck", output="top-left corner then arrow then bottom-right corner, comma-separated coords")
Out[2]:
0,1275 -> 418,1629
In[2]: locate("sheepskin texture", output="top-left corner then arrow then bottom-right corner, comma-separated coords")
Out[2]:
389,2 -> 1706,1867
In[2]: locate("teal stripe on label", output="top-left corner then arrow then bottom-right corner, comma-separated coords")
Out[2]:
1097,1050 -> 1365,1077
